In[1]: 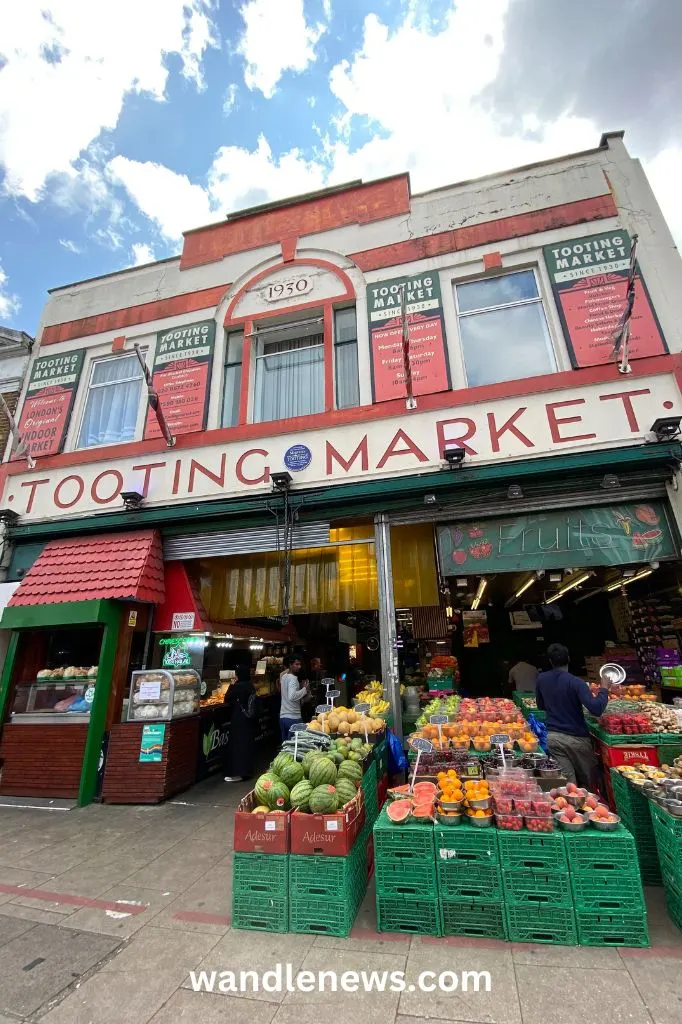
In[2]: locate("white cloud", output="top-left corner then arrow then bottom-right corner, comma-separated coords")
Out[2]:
131,242 -> 156,266
237,0 -> 325,98
208,134 -> 326,212
58,238 -> 81,254
108,156 -> 215,241
0,261 -> 20,321
223,83 -> 238,116
0,1 -> 218,201
94,226 -> 124,250
322,0 -> 332,20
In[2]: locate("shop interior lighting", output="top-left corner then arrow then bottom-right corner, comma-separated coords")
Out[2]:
546,571 -> 593,604
121,490 -> 144,511
216,641 -> 233,648
651,416 -> 682,441
507,484 -> 523,499
514,576 -> 536,599
606,568 -> 654,592
443,444 -> 466,467
471,578 -> 487,610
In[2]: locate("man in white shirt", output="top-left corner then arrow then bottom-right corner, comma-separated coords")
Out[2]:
279,656 -> 309,740
509,658 -> 539,692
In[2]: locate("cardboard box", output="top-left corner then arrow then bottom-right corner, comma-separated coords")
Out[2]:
233,790 -> 290,854
290,789 -> 366,856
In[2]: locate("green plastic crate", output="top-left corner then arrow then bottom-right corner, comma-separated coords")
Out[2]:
232,853 -> 289,897
373,805 -> 435,867
496,831 -> 567,872
576,910 -> 649,947
231,893 -> 288,932
563,826 -> 638,873
652,821 -> 682,874
587,723 -> 661,745
376,894 -> 442,936
289,837 -> 366,899
504,904 -> 577,945
374,739 -> 388,778
502,869 -> 572,908
289,890 -> 364,937
570,871 -> 645,913
655,743 -> 682,765
441,900 -> 507,939
437,861 -> 503,901
375,854 -> 437,897
434,823 -> 499,865
650,801 -> 682,841
361,759 -> 378,792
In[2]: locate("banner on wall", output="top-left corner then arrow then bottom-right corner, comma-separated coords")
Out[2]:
543,229 -> 667,368
11,349 -> 85,460
144,319 -> 216,439
366,273 -> 450,402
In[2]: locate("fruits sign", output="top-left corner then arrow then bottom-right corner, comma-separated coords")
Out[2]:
436,502 -> 676,574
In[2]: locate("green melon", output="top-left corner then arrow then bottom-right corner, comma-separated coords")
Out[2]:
335,778 -> 358,806
337,760 -> 363,784
280,759 -> 304,789
308,756 -> 337,789
309,784 -> 339,814
290,779 -> 313,812
254,772 -> 279,805
271,752 -> 294,776
262,778 -> 290,810
302,749 -> 324,776
329,750 -> 345,766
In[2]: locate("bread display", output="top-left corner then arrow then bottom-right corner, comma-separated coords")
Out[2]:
35,666 -> 98,681
127,669 -> 201,723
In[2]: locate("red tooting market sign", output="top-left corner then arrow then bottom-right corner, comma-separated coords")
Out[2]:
144,319 -> 216,440
543,230 -> 667,368
12,350 -> 85,460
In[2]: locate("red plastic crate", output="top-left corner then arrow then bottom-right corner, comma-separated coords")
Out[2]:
290,790 -> 366,856
233,791 -> 290,854
597,741 -> 659,769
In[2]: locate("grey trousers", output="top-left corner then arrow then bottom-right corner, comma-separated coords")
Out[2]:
546,731 -> 598,790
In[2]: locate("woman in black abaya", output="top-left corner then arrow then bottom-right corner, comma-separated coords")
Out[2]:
223,664 -> 258,782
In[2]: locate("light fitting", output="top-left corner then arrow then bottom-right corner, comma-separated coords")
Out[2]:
546,571 -> 592,604
121,490 -> 144,511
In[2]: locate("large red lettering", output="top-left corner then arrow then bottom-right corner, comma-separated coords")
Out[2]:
436,418 -> 477,456
20,478 -> 49,514
236,449 -> 270,485
326,438 -> 368,475
599,389 -> 651,433
132,462 -> 166,497
54,475 -> 85,509
172,459 -> 182,495
188,455 -> 226,493
376,429 -> 429,470
487,408 -> 534,453
91,470 -> 124,505
546,399 -> 596,444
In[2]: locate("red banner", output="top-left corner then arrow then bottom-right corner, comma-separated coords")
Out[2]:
370,314 -> 450,403
11,349 -> 84,459
144,320 -> 216,440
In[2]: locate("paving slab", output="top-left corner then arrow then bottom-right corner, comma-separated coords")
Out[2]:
124,841 -> 222,892
511,942 -> 624,969
624,957 -> 682,1024
275,1006 -> 401,1024
0,902 -> 78,926
40,968 -> 181,1024
153,875 -> 231,932
313,933 -> 412,954
0,922 -> 120,1018
283,947 -> 406,1018
64,883 -> 174,938
400,945 -> 521,1024
150,990 -> 278,1024
0,912 -> 36,947
102,924 -> 222,977
643,887 -> 682,948
514,963 -> 652,1024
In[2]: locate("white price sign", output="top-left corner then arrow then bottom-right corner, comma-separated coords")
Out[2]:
139,681 -> 161,701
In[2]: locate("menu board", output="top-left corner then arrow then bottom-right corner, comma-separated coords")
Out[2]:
366,273 -> 450,402
12,349 -> 85,459
144,319 -> 216,439
543,230 -> 667,368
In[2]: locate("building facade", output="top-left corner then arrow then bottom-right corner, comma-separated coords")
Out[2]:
1,130 -> 682,805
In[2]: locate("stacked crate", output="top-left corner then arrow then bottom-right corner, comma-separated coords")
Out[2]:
374,806 -> 441,936
565,826 -> 649,947
610,770 -> 661,885
231,853 -> 290,932
288,832 -> 367,937
499,831 -> 576,945
649,801 -> 682,930
435,822 -> 506,939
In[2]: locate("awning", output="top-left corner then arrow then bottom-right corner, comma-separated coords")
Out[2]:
7,530 -> 165,607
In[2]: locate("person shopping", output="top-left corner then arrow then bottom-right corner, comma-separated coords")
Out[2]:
223,664 -> 258,783
279,656 -> 309,741
535,642 -> 612,790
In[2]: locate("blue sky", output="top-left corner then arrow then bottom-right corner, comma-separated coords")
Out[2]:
1,0 -> 681,336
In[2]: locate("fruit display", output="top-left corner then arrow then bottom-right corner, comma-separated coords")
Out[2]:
416,694 -> 460,727
354,682 -> 392,716
599,703 -> 681,735
308,707 -> 386,734
601,711 -> 653,735
410,697 -> 538,752
251,742 -> 370,818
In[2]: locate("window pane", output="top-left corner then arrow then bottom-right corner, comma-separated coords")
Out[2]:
335,307 -> 357,343
222,363 -> 242,427
91,353 -> 141,385
336,340 -> 359,409
226,331 -> 244,364
255,344 -> 324,422
457,270 -> 539,313
459,302 -> 555,388
77,371 -> 143,448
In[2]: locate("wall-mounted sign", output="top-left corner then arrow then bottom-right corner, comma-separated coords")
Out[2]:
139,723 -> 165,762
171,612 -> 195,631
366,273 -> 450,402
284,444 -> 312,472
144,320 -> 216,440
437,502 -> 676,574
12,349 -> 85,460
128,610 -> 138,628
462,610 -> 489,647
543,230 -> 667,368
263,277 -> 312,302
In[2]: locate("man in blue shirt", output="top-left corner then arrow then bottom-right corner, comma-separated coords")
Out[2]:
536,643 -> 611,789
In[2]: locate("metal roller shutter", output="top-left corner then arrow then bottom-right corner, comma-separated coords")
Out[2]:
164,523 -> 330,560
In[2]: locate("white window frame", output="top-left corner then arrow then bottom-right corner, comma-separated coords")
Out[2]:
251,314 -> 325,424
74,350 -> 147,452
453,266 -> 558,388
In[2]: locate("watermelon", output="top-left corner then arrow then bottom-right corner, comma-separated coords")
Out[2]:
254,772 -> 279,805
412,781 -> 438,801
302,749 -> 325,776
337,760 -> 362,784
386,799 -> 412,823
335,778 -> 358,806
290,779 -> 313,811
258,778 -> 290,810
271,752 -> 294,776
309,785 -> 339,814
308,756 -> 337,788
387,784 -> 411,800
279,760 -> 304,789
411,802 -> 435,821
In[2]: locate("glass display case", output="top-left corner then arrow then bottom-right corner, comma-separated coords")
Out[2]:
126,668 -> 201,722
10,675 -> 97,720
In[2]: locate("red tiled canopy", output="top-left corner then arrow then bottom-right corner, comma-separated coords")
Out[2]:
8,530 -> 165,607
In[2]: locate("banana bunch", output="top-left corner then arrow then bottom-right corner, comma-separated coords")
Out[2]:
368,699 -> 390,717
355,688 -> 382,705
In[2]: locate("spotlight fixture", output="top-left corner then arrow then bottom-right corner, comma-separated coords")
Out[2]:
650,416 -> 682,441
507,484 -> 523,499
600,473 -> 620,490
424,494 -> 438,505
546,571 -> 593,604
443,443 -> 466,467
121,490 -> 144,511
271,471 -> 292,491
606,568 -> 654,592
470,577 -> 487,610
0,508 -> 19,526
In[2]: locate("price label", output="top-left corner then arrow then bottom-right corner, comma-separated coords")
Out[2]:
325,819 -> 340,831
316,704 -> 330,715
354,702 -> 371,714
264,820 -> 276,831
322,678 -> 335,688
429,714 -> 449,725
410,737 -> 434,753
290,722 -> 308,732
327,689 -> 341,699
139,681 -> 161,701
490,734 -> 510,744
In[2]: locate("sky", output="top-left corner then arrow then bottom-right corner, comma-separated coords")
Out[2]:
1,0 -> 681,336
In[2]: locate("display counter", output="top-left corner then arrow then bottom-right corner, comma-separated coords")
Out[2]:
102,716 -> 200,804
0,721 -> 89,798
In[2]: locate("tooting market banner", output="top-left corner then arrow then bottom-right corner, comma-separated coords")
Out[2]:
12,349 -> 85,459
144,319 -> 216,440
366,273 -> 450,402
436,502 -> 676,574
543,229 -> 667,368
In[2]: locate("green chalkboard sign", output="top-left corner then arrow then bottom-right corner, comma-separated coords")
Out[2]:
436,502 -> 676,575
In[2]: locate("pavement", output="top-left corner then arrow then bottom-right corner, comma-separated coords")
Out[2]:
0,773 -> 680,1024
